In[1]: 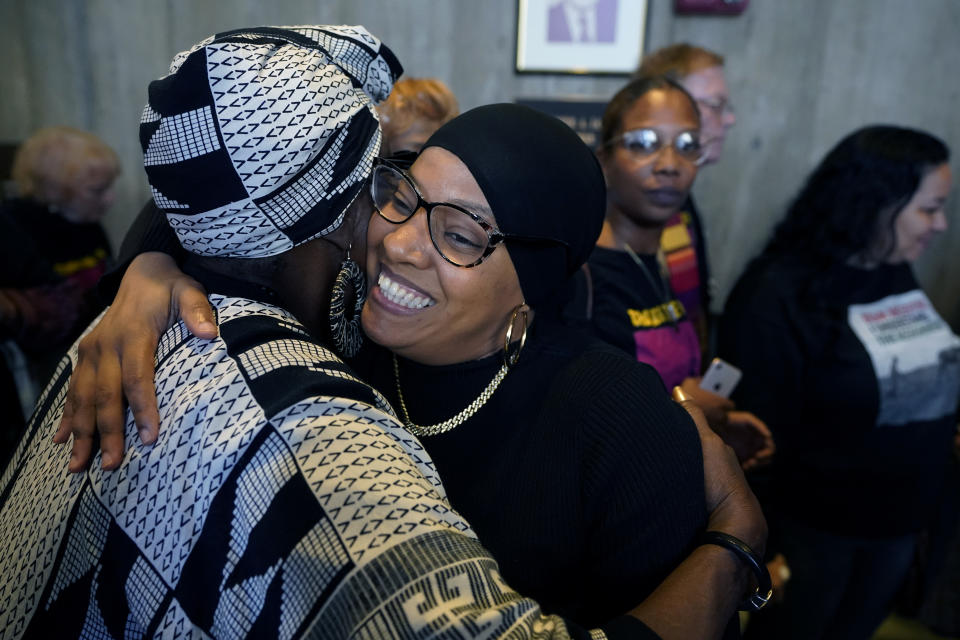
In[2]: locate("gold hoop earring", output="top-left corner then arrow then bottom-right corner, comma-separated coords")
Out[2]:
503,303 -> 530,367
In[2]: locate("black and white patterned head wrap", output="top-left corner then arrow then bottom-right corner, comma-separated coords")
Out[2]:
139,25 -> 402,258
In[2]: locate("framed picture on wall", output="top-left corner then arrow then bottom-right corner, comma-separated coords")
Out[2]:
516,0 -> 648,75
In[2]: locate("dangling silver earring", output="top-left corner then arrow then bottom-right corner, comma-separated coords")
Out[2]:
329,244 -> 366,358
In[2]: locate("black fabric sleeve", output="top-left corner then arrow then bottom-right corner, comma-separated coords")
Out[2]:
96,200 -> 183,305
578,355 -> 707,568
538,346 -> 707,627
563,350 -> 738,639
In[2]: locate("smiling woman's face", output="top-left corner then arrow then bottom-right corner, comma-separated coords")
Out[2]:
600,88 -> 700,228
361,146 -> 526,366
885,163 -> 952,264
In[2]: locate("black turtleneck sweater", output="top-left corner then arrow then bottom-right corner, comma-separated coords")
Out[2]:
354,319 -> 707,628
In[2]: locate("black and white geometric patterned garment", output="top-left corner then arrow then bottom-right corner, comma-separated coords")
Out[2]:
141,25 -> 398,258
0,295 -> 580,639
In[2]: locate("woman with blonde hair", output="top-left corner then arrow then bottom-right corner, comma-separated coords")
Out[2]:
1,126 -> 116,328
377,77 -> 459,161
0,127 -> 118,431
11,126 -> 119,223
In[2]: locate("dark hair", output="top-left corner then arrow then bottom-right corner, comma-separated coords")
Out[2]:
764,125 -> 950,266
601,75 -> 700,149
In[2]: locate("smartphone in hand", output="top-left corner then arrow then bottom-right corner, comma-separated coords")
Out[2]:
699,358 -> 742,399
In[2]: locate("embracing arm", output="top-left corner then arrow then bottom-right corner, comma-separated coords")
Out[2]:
55,253 -> 215,470
62,201 -> 200,468
633,393 -> 766,639
631,546 -> 751,639
573,358 -> 763,639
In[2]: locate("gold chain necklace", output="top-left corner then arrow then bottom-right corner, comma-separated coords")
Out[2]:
393,353 -> 509,437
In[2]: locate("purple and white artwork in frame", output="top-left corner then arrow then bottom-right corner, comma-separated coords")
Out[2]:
517,0 -> 647,74
547,0 -> 618,44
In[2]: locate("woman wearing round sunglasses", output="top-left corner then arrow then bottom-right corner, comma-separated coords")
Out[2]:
580,76 -> 705,386
55,103 -> 765,636
568,76 -> 773,471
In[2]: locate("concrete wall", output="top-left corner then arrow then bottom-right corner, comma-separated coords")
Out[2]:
2,0 -> 958,325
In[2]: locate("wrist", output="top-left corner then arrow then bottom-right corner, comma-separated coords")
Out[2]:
700,530 -> 772,611
706,491 -> 767,554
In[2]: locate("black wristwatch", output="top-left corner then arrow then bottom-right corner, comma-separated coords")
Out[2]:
700,530 -> 773,611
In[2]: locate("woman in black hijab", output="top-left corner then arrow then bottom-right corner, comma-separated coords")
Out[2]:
57,104 -> 764,638
362,103 -> 706,625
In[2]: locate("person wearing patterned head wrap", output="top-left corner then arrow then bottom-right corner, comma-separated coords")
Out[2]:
0,26 -> 593,639
141,25 -> 395,260
135,25 -> 401,355
49,47 -> 769,640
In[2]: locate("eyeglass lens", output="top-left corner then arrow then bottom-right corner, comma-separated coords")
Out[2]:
618,128 -> 702,161
371,164 -> 492,267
